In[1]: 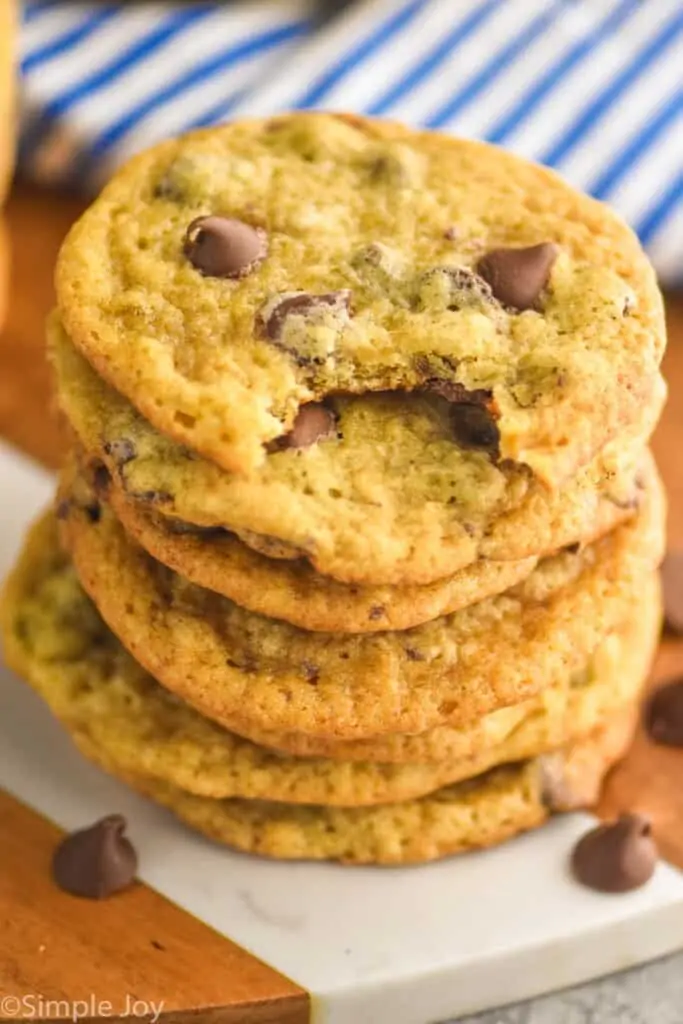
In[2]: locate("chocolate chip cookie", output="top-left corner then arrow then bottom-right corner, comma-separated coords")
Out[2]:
56,113 -> 665,489
52,321 -> 665,586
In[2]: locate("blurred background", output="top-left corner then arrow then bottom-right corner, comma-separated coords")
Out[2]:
0,0 -> 681,466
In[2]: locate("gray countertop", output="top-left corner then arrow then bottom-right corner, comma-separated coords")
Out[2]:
453,951 -> 683,1023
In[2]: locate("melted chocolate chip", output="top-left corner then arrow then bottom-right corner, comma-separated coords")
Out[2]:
661,552 -> 683,634
52,815 -> 137,899
416,266 -> 494,311
163,518 -> 224,539
131,489 -> 173,505
84,502 -> 101,524
367,153 -> 411,187
103,438 -> 137,466
258,291 -> 351,347
451,403 -> 500,454
153,174 -> 184,202
571,814 -> 657,893
645,679 -> 683,747
269,403 -> 337,452
426,380 -> 492,406
92,463 -> 111,497
184,216 -> 267,279
301,660 -> 320,683
477,243 -> 558,311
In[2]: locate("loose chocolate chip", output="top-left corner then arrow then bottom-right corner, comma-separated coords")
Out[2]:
645,679 -> 683,747
258,291 -> 351,345
450,403 -> 500,455
103,438 -> 137,466
184,216 -> 267,279
661,552 -> 683,633
52,815 -> 137,899
269,403 -> 337,452
570,814 -> 657,893
476,243 -> 558,311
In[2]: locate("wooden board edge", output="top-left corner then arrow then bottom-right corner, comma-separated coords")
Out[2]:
0,789 -> 310,1024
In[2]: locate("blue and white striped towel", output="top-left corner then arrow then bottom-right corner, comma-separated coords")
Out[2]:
19,0 -> 683,282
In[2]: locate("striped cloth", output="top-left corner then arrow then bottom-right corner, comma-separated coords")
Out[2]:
19,0 -> 683,283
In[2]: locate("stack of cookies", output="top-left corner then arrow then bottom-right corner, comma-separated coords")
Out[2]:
1,114 -> 667,865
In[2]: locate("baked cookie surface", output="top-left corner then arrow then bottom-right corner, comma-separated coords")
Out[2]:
57,468 -> 665,741
53,322 -> 664,586
56,113 -> 664,483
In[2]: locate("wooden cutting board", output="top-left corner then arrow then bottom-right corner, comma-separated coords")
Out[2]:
1,182 -> 682,1024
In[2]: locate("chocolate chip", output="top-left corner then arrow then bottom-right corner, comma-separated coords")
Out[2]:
184,216 -> 267,279
153,174 -> 183,202
301,660 -> 320,683
570,814 -> 657,893
450,403 -> 500,454
367,154 -> 412,187
268,403 -> 337,452
661,552 -> 683,634
103,438 -> 137,466
163,517 -> 224,539
417,365 -> 501,455
425,380 -> 492,407
92,463 -> 111,497
476,243 -> 558,311
645,679 -> 683,747
84,502 -> 101,524
257,291 -> 351,350
416,266 -> 494,312
52,815 -> 137,899
131,489 -> 173,505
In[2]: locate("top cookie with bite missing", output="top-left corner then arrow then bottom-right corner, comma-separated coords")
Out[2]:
56,112 -> 664,479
